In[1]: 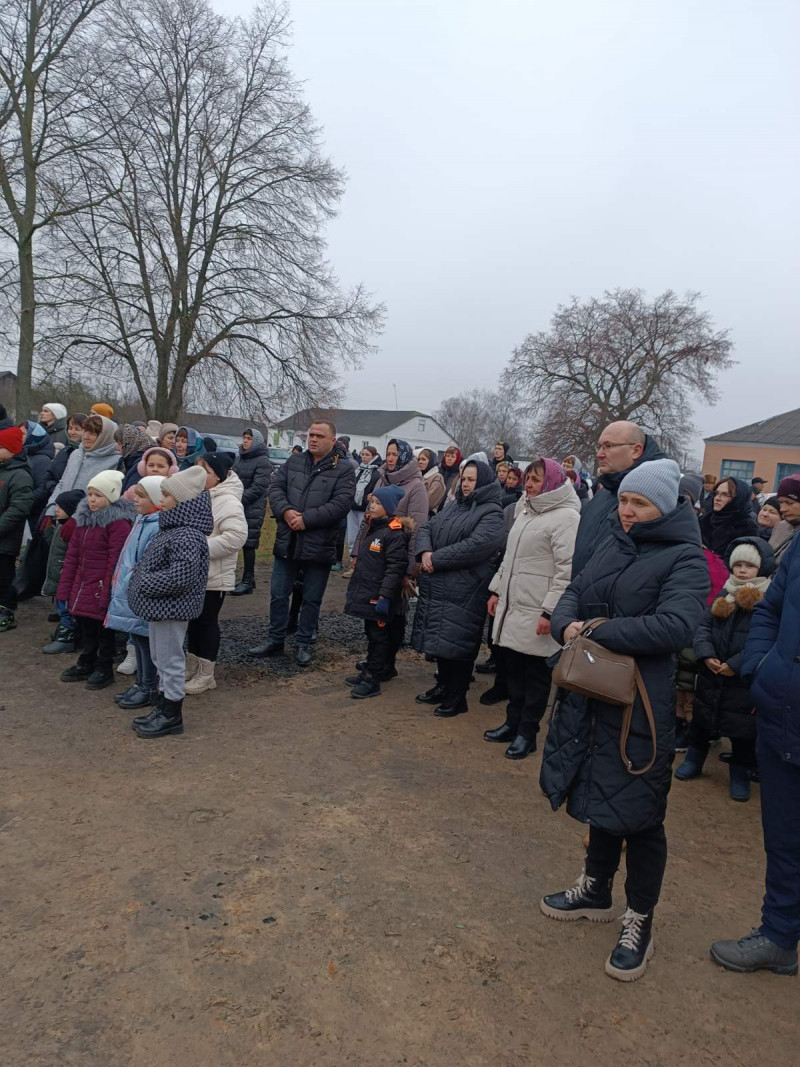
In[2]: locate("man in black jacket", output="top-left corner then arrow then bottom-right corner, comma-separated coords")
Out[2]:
571,421 -> 666,577
249,421 -> 355,665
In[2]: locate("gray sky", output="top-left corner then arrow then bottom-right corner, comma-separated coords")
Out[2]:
219,0 -> 799,452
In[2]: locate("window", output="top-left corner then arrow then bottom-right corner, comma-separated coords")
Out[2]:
417,418 -> 426,433
776,463 -> 800,491
362,440 -> 370,449
720,459 -> 754,482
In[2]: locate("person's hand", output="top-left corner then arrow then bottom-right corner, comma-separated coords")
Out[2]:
421,551 -> 434,573
402,575 -> 417,596
563,621 -> 584,643
705,658 -> 722,673
375,596 -> 391,617
487,594 -> 499,617
536,617 -> 551,636
717,662 -> 735,677
285,509 -> 305,531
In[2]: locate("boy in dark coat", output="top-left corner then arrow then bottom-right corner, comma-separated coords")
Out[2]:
345,485 -> 412,699
675,537 -> 775,800
0,426 -> 34,632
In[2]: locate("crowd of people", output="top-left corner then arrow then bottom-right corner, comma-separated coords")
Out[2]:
1,400 -> 799,983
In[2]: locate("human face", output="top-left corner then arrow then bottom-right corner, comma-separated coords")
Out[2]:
417,451 -> 429,473
507,469 -> 521,488
175,434 -> 188,457
525,466 -> 544,497
307,422 -> 335,458
67,419 -> 83,442
732,560 -> 759,580
54,504 -> 69,521
493,444 -> 505,460
86,487 -> 108,512
133,490 -> 156,515
160,492 -> 179,510
146,452 -> 171,476
39,407 -> 55,426
461,466 -> 478,497
0,447 -> 13,463
618,491 -> 661,532
366,495 -> 387,519
562,457 -> 574,470
242,433 -> 253,452
496,462 -> 509,484
596,424 -> 644,475
200,459 -> 219,489
757,504 -> 781,529
360,449 -> 372,464
779,496 -> 800,527
386,443 -> 399,471
160,430 -> 176,449
713,481 -> 734,512
444,449 -> 458,468
82,426 -> 99,450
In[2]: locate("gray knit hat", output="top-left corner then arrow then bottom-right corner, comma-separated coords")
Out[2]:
729,542 -> 762,569
619,459 -> 681,515
161,465 -> 207,503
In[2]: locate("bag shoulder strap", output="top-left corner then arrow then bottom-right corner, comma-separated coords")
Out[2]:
619,664 -> 658,776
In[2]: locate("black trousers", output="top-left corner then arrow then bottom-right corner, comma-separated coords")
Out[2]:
686,721 -> 757,768
0,553 -> 15,611
365,615 -> 405,678
502,647 -> 552,740
187,591 -> 226,660
78,616 -> 117,670
241,546 -> 257,581
437,657 -> 473,702
585,822 -> 667,914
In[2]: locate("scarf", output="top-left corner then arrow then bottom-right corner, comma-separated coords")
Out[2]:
388,438 -> 414,470
120,423 -> 151,459
353,459 -> 379,507
720,574 -> 771,603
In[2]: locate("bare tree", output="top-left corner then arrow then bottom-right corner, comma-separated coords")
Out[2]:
46,0 -> 381,421
506,289 -> 733,461
434,388 -> 531,458
0,0 -> 107,418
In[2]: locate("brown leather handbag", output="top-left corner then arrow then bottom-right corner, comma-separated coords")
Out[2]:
551,618 -> 657,776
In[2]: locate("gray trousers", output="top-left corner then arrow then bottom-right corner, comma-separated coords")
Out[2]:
148,619 -> 189,701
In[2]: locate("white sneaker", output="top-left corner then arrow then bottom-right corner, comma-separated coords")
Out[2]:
184,657 -> 217,695
116,647 -> 137,674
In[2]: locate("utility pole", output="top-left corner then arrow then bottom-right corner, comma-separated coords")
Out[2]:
392,383 -> 398,410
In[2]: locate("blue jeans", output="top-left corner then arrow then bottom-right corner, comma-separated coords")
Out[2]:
758,736 -> 800,950
57,599 -> 74,629
268,558 -> 330,646
132,632 -> 157,691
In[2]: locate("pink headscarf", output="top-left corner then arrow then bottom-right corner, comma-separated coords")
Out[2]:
526,457 -> 568,495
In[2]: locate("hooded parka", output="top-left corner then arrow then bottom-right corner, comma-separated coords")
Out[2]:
0,454 -> 34,556
206,471 -> 248,591
233,431 -> 274,549
105,510 -> 162,636
699,478 -> 758,558
44,416 -> 121,516
56,497 -> 136,620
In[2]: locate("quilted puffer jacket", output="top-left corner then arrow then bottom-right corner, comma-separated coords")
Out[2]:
269,446 -> 355,563
56,498 -> 136,620
540,500 -> 708,836
105,511 -> 161,636
206,472 -> 247,591
128,493 -> 213,621
233,440 -> 274,549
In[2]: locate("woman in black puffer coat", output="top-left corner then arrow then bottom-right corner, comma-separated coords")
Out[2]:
411,460 -> 505,717
539,458 -> 708,982
232,427 -> 274,594
699,477 -> 757,559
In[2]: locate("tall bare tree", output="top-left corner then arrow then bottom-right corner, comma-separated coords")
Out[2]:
434,388 -> 531,458
0,0 -> 106,418
506,289 -> 733,461
49,0 -> 380,421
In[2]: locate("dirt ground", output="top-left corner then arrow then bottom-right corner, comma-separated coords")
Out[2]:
2,564 -> 796,1067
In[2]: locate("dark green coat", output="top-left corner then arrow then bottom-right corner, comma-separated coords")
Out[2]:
0,455 -> 34,557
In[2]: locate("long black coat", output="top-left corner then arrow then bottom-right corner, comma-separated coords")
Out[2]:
25,432 -> 55,529
411,479 -> 505,661
268,446 -> 355,564
540,500 -> 709,836
571,435 -> 666,577
345,515 -> 411,619
234,442 -> 274,549
699,479 -> 758,558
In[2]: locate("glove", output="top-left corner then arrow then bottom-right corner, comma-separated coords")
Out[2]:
375,596 -> 392,617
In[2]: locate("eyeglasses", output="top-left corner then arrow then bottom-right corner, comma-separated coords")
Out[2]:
596,441 -> 634,452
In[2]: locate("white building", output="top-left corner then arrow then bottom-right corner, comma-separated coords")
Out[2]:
273,408 -> 457,457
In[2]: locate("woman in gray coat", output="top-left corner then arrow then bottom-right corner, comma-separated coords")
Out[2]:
412,460 -> 505,718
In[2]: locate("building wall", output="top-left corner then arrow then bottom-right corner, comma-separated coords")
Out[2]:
701,442 -> 800,492
277,415 -> 456,455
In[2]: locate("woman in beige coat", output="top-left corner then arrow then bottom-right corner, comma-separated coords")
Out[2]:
484,458 -> 581,759
417,449 -> 447,515
185,453 -> 247,693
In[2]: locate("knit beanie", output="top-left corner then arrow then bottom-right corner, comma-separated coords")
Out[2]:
618,458 -> 680,515
43,402 -> 68,421
0,426 -> 25,455
777,474 -> 800,502
91,402 -> 115,419
161,465 -> 207,503
87,469 -> 124,503
204,450 -> 235,482
145,420 -> 162,440
373,485 -> 405,516
729,542 -> 762,569
55,489 -> 84,517
158,422 -> 179,443
136,475 -> 166,508
761,495 -> 781,514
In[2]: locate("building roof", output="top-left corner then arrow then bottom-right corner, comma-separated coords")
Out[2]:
180,411 -> 269,438
274,408 -> 431,436
704,407 -> 800,447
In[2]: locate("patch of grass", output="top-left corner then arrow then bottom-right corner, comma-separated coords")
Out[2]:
255,514 -> 277,564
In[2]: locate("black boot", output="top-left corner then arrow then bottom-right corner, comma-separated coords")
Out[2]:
540,871 -> 615,922
345,671 -> 365,686
351,676 -> 381,699
0,605 -> 16,633
434,695 -> 468,718
247,640 -> 284,657
114,684 -> 141,705
231,575 -> 255,596
416,682 -> 447,705
61,656 -> 95,682
475,656 -> 496,675
484,723 -> 515,743
605,908 -> 655,982
86,665 -> 115,690
505,734 -> 537,760
42,624 -> 76,654
132,692 -> 163,729
119,685 -> 156,710
479,681 -> 509,705
135,697 -> 183,738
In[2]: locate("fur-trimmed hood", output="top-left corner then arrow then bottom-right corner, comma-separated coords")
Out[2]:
74,496 -> 137,528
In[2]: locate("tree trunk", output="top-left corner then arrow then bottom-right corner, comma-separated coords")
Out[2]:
15,228 -> 35,420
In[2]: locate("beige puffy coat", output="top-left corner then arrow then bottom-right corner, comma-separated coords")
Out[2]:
489,480 -> 581,657
207,471 -> 248,591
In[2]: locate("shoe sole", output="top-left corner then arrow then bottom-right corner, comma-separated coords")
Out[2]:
351,690 -> 381,700
709,946 -> 798,975
42,645 -> 75,654
61,675 -> 92,683
539,899 -> 615,923
605,939 -> 655,982
484,735 -> 514,743
184,682 -> 217,695
135,726 -> 184,738
434,708 -> 468,718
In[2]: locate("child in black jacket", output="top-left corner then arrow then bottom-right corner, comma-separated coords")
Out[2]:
345,485 -> 413,698
675,536 -> 775,801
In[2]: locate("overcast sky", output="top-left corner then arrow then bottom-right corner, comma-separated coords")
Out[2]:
218,0 -> 799,451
